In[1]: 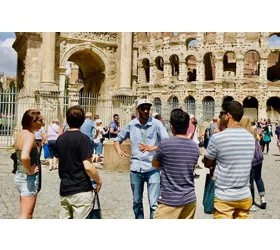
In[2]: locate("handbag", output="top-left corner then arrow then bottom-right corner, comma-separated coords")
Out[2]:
43,143 -> 50,159
87,192 -> 102,219
203,169 -> 216,214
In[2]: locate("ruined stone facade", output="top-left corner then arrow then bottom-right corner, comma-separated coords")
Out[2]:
135,32 -> 280,122
11,32 -> 280,126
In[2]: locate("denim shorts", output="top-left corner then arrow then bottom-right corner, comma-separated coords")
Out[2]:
14,171 -> 39,197
48,140 -> 57,158
94,142 -> 103,155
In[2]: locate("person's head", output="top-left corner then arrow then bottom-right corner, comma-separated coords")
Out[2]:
96,119 -> 102,126
85,112 -> 92,119
66,105 -> 85,129
94,115 -> 99,120
136,99 -> 152,121
240,116 -> 255,137
155,114 -> 162,121
264,126 -> 269,132
221,101 -> 244,127
21,109 -> 43,131
189,114 -> 195,122
113,114 -> 119,122
52,118 -> 59,125
170,109 -> 190,135
212,117 -> 218,123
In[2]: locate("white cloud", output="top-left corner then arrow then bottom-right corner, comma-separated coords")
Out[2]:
0,38 -> 17,76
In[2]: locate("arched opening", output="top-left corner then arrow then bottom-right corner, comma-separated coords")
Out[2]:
243,96 -> 258,120
153,97 -> 162,115
173,32 -> 178,37
266,97 -> 280,121
244,51 -> 260,78
267,52 -> 280,82
186,55 -> 197,82
202,96 -> 215,121
204,52 -> 216,81
169,55 -> 179,76
68,48 -> 105,94
222,96 -> 234,106
185,96 -> 196,116
142,58 -> 150,83
168,96 -> 179,110
186,39 -> 197,50
223,51 -> 236,76
268,34 -> 280,49
155,56 -> 164,81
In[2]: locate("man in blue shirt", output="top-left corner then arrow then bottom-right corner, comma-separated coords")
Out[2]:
109,114 -> 119,139
80,112 -> 98,155
114,99 -> 169,219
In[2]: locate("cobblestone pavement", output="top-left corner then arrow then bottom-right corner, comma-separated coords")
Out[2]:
0,138 -> 279,219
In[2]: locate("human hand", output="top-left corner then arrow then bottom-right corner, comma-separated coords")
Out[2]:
118,150 -> 129,158
139,143 -> 154,153
95,180 -> 102,193
28,164 -> 39,175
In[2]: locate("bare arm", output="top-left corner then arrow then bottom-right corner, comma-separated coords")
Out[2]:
203,155 -> 216,169
21,133 -> 39,175
152,158 -> 160,169
83,158 -> 102,192
114,141 -> 129,157
110,127 -> 118,135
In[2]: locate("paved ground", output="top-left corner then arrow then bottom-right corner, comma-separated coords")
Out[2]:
0,137 -> 279,219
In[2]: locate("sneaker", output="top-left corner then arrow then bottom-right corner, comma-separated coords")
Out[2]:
250,204 -> 257,212
260,197 -> 267,209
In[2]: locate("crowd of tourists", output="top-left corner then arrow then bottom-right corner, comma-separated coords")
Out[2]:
12,98 -> 277,219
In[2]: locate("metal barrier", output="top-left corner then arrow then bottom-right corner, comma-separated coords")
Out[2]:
0,88 -> 223,147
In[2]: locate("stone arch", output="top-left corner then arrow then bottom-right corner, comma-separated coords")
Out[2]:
186,55 -> 197,82
168,95 -> 179,110
268,33 -> 280,49
266,97 -> 280,121
223,51 -> 236,75
204,52 -> 216,81
223,96 -> 234,105
153,97 -> 162,114
267,52 -> 280,82
184,96 -> 196,115
142,58 -> 150,82
243,96 -> 258,120
202,96 -> 215,121
244,50 -> 260,78
60,42 -> 110,95
155,56 -> 164,71
186,38 -> 197,50
169,54 -> 179,76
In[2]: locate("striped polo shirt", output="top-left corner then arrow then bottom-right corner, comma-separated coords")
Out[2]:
153,137 -> 199,207
205,128 -> 255,202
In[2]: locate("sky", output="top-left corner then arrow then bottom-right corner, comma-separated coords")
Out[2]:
1,32 -> 280,78
0,32 -> 16,76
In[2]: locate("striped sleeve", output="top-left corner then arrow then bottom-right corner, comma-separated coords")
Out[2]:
153,140 -> 164,162
205,135 -> 218,160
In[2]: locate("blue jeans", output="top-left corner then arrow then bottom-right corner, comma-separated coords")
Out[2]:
250,163 -> 265,204
130,169 -> 160,219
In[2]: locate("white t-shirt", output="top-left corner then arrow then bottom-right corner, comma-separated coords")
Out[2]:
35,127 -> 45,140
94,126 -> 105,144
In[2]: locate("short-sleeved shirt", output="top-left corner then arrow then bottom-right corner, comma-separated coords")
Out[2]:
115,116 -> 169,173
153,137 -> 199,207
80,119 -> 96,141
186,122 -> 195,139
47,124 -> 59,141
35,127 -> 45,140
205,128 -> 255,202
56,130 -> 93,196
109,121 -> 119,139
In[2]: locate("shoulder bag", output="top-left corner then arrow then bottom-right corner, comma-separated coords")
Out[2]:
87,192 -> 102,219
203,168 -> 216,214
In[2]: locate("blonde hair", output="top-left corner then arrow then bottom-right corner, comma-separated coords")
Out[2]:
240,116 -> 255,138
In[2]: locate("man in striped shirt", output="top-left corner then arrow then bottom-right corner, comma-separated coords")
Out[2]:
204,101 -> 255,219
152,109 -> 199,219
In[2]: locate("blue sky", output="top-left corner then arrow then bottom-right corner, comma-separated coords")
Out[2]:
0,32 -> 16,76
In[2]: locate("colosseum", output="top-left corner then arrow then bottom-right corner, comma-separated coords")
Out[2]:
11,32 -> 280,129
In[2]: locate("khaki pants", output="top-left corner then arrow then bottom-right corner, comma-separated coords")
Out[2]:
214,197 -> 252,219
60,191 -> 93,219
154,201 -> 196,219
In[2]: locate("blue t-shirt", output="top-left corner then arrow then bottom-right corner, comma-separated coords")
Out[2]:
153,137 -> 199,207
80,119 -> 96,141
109,121 -> 118,139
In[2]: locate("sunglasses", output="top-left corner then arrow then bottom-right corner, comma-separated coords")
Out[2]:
139,106 -> 151,111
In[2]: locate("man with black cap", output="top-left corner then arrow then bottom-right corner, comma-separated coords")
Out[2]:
114,99 -> 169,219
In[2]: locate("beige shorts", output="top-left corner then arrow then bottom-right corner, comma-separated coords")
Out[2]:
60,191 -> 93,219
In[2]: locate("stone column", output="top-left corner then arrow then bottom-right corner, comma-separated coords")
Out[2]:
59,67 -> 67,93
236,55 -> 244,80
119,32 -> 132,91
163,62 -> 172,83
179,60 -> 187,81
196,59 -> 204,83
41,32 -> 56,86
215,59 -> 224,81
259,58 -> 268,87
